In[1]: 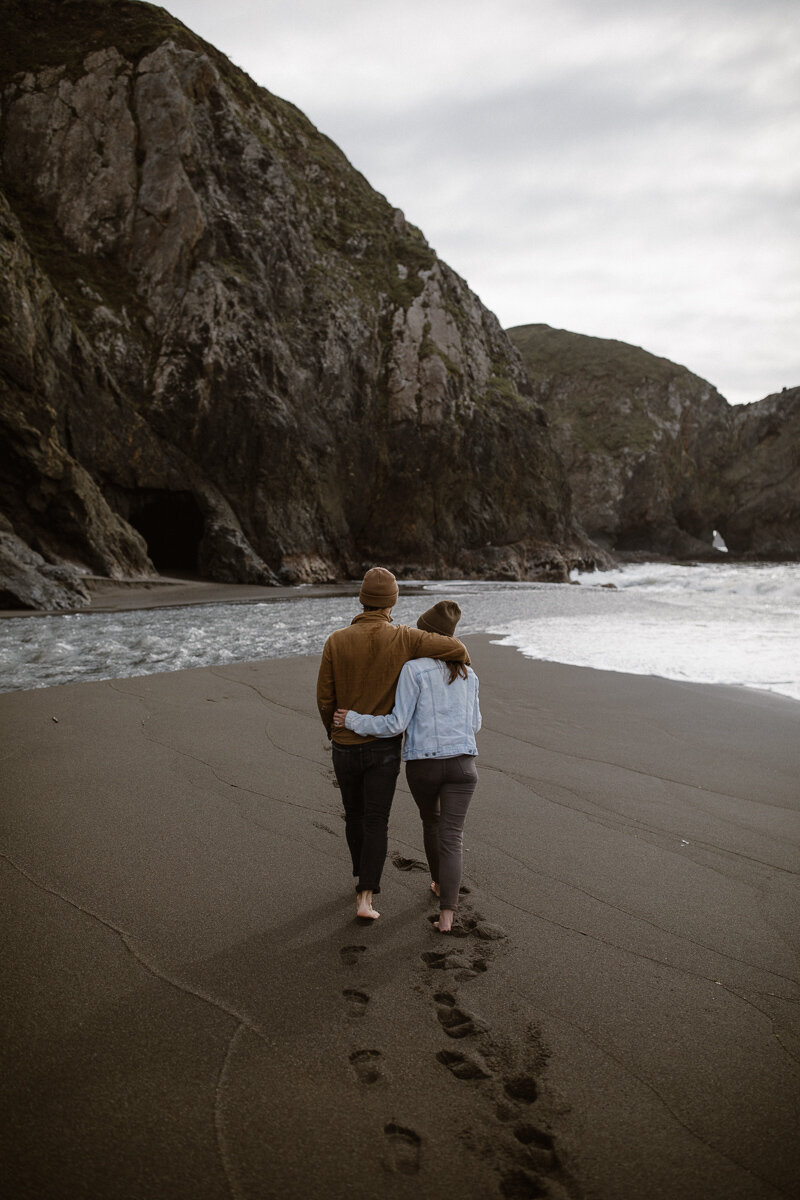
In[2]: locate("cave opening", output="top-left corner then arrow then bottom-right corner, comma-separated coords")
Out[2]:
127,490 -> 204,574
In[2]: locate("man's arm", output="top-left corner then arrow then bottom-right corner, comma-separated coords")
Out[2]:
316,640 -> 336,737
343,663 -> 421,738
409,628 -> 470,664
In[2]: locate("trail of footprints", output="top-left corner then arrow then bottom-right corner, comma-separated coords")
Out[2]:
338,863 -> 571,1196
419,902 -> 568,1198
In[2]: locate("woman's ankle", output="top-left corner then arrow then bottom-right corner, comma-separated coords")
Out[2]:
356,890 -> 380,919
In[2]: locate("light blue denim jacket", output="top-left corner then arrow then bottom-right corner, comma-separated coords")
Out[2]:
344,658 -> 481,761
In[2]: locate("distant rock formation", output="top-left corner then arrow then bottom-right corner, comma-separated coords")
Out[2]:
717,387 -> 800,559
0,0 -> 602,609
508,324 -> 800,560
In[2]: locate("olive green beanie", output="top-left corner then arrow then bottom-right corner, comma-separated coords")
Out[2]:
416,599 -> 461,636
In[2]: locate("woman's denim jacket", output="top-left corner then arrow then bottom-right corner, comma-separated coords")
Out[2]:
345,658 -> 480,761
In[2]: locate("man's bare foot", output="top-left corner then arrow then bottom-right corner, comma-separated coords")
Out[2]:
430,881 -> 440,897
356,890 -> 380,920
434,908 -> 454,933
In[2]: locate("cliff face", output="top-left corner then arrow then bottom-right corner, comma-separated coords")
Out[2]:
0,0 -> 599,609
717,388 -> 800,558
508,324 -> 800,559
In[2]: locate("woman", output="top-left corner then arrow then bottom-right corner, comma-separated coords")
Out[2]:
333,600 -> 480,933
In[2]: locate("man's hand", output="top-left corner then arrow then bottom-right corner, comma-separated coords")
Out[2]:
333,708 -> 349,728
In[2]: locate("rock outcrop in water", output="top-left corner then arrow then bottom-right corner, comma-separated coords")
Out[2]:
0,0 -> 603,610
508,325 -> 800,560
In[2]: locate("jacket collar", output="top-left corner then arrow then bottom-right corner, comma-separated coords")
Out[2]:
351,610 -> 393,625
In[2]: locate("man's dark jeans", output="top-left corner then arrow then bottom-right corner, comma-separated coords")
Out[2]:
332,735 -> 402,893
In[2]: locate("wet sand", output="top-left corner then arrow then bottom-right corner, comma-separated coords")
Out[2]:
1,575 -> 368,620
1,637 -> 799,1199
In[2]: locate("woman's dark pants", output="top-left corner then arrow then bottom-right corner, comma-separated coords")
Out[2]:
332,735 -> 402,894
405,754 -> 478,910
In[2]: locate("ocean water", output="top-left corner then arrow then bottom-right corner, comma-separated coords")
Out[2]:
1,563 -> 798,702
494,562 -> 800,703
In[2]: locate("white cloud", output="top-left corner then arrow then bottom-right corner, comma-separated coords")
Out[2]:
166,0 -> 800,403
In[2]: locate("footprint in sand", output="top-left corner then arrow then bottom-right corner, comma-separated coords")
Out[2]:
422,949 -> 464,970
513,1125 -> 559,1171
504,1075 -> 539,1104
499,1167 -> 547,1199
434,991 -> 483,1039
340,945 -> 368,967
421,949 -> 482,973
342,988 -> 369,1017
391,853 -> 428,872
436,1049 -> 490,1080
349,1049 -> 384,1084
421,936 -> 492,982
383,1124 -> 421,1174
474,921 -> 508,941
427,907 -> 499,940
454,954 -> 489,982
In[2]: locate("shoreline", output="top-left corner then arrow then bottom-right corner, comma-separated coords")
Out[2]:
2,572 -> 798,708
2,637 -> 798,1198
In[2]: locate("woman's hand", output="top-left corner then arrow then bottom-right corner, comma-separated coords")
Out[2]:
333,708 -> 350,728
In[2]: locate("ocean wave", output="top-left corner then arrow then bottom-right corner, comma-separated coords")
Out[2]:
2,565 -> 798,702
571,561 -> 800,614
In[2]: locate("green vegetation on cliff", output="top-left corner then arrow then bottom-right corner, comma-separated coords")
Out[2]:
0,0 -> 192,82
508,323 -> 695,390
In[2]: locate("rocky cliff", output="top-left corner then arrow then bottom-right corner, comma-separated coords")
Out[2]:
0,0 -> 600,610
717,387 -> 800,558
508,324 -> 800,559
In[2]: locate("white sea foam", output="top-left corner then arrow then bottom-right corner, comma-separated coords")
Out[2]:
569,561 -> 800,613
1,563 -> 798,701
489,563 -> 800,702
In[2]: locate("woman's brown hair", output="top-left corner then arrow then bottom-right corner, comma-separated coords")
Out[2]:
445,660 -> 468,684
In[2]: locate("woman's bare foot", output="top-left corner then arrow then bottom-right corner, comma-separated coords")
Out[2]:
434,908 -> 454,933
430,881 -> 440,897
356,890 -> 380,920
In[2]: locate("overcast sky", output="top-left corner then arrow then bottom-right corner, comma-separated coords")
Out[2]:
166,0 -> 799,405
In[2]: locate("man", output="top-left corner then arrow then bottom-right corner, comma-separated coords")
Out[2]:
317,566 -> 469,921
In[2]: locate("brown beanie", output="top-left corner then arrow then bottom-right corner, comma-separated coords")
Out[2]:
359,566 -> 399,608
416,599 -> 461,637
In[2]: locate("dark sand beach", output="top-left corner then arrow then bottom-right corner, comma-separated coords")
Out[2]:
2,633 -> 799,1199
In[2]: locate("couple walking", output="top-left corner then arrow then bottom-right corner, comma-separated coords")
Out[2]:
317,567 -> 481,932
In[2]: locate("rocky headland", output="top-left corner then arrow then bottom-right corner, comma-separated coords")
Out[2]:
1,2 -> 795,612
508,324 -> 800,560
0,0 -> 605,610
